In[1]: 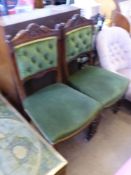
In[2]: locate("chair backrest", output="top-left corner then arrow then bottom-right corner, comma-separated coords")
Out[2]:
96,26 -> 131,73
60,14 -> 94,79
11,23 -> 61,98
111,11 -> 130,33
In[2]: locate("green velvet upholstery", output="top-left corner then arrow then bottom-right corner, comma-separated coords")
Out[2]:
14,37 -> 57,79
66,26 -> 93,62
64,19 -> 129,107
23,83 -> 102,144
69,66 -> 129,107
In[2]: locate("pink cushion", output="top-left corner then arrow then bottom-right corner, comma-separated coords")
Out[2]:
118,68 -> 131,80
115,158 -> 131,175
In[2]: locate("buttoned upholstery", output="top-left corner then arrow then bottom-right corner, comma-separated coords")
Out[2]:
96,26 -> 131,101
63,15 -> 129,107
15,38 -> 57,79
12,23 -> 102,145
66,26 -> 93,61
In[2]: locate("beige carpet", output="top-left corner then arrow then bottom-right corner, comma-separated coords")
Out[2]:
56,106 -> 131,175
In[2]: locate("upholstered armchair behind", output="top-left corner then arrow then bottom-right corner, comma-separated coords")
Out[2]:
96,26 -> 131,101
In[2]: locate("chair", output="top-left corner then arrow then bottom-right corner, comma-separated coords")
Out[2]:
10,23 -> 102,144
111,11 -> 130,33
96,26 -> 131,102
60,14 -> 128,107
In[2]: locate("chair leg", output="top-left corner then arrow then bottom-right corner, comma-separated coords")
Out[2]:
86,116 -> 101,140
112,100 -> 122,113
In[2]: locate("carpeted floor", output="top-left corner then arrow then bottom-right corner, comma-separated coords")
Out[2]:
56,104 -> 131,175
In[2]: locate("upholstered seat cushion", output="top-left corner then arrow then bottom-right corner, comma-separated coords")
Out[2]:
23,83 -> 101,144
68,66 -> 129,107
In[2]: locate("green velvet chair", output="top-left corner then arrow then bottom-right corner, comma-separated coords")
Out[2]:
11,23 -> 102,145
60,14 -> 129,108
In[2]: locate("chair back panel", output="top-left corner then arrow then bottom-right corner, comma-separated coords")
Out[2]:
60,14 -> 94,78
66,25 -> 93,62
14,37 -> 57,80
11,23 -> 60,97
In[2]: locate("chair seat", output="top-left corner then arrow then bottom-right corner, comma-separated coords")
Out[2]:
68,66 -> 129,107
23,83 -> 101,144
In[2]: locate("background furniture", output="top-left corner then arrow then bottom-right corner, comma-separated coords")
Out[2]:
117,0 -> 131,22
96,26 -> 131,101
34,0 -> 44,8
111,11 -> 130,33
0,93 -> 67,175
95,0 -> 120,25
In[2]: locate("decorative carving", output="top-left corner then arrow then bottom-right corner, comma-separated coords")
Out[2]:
12,23 -> 59,45
65,14 -> 93,30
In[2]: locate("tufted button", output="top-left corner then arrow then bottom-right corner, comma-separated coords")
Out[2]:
78,34 -> 82,38
83,40 -> 87,45
23,50 -> 28,56
31,56 -> 36,63
71,37 -> 74,41
36,47 -> 41,52
49,60 -> 53,65
43,53 -> 49,60
48,43 -> 53,49
71,52 -> 75,56
38,63 -> 43,68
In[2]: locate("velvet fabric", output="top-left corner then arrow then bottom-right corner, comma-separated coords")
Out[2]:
23,83 -> 101,144
14,37 -> 57,79
66,26 -> 93,62
68,66 -> 129,107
